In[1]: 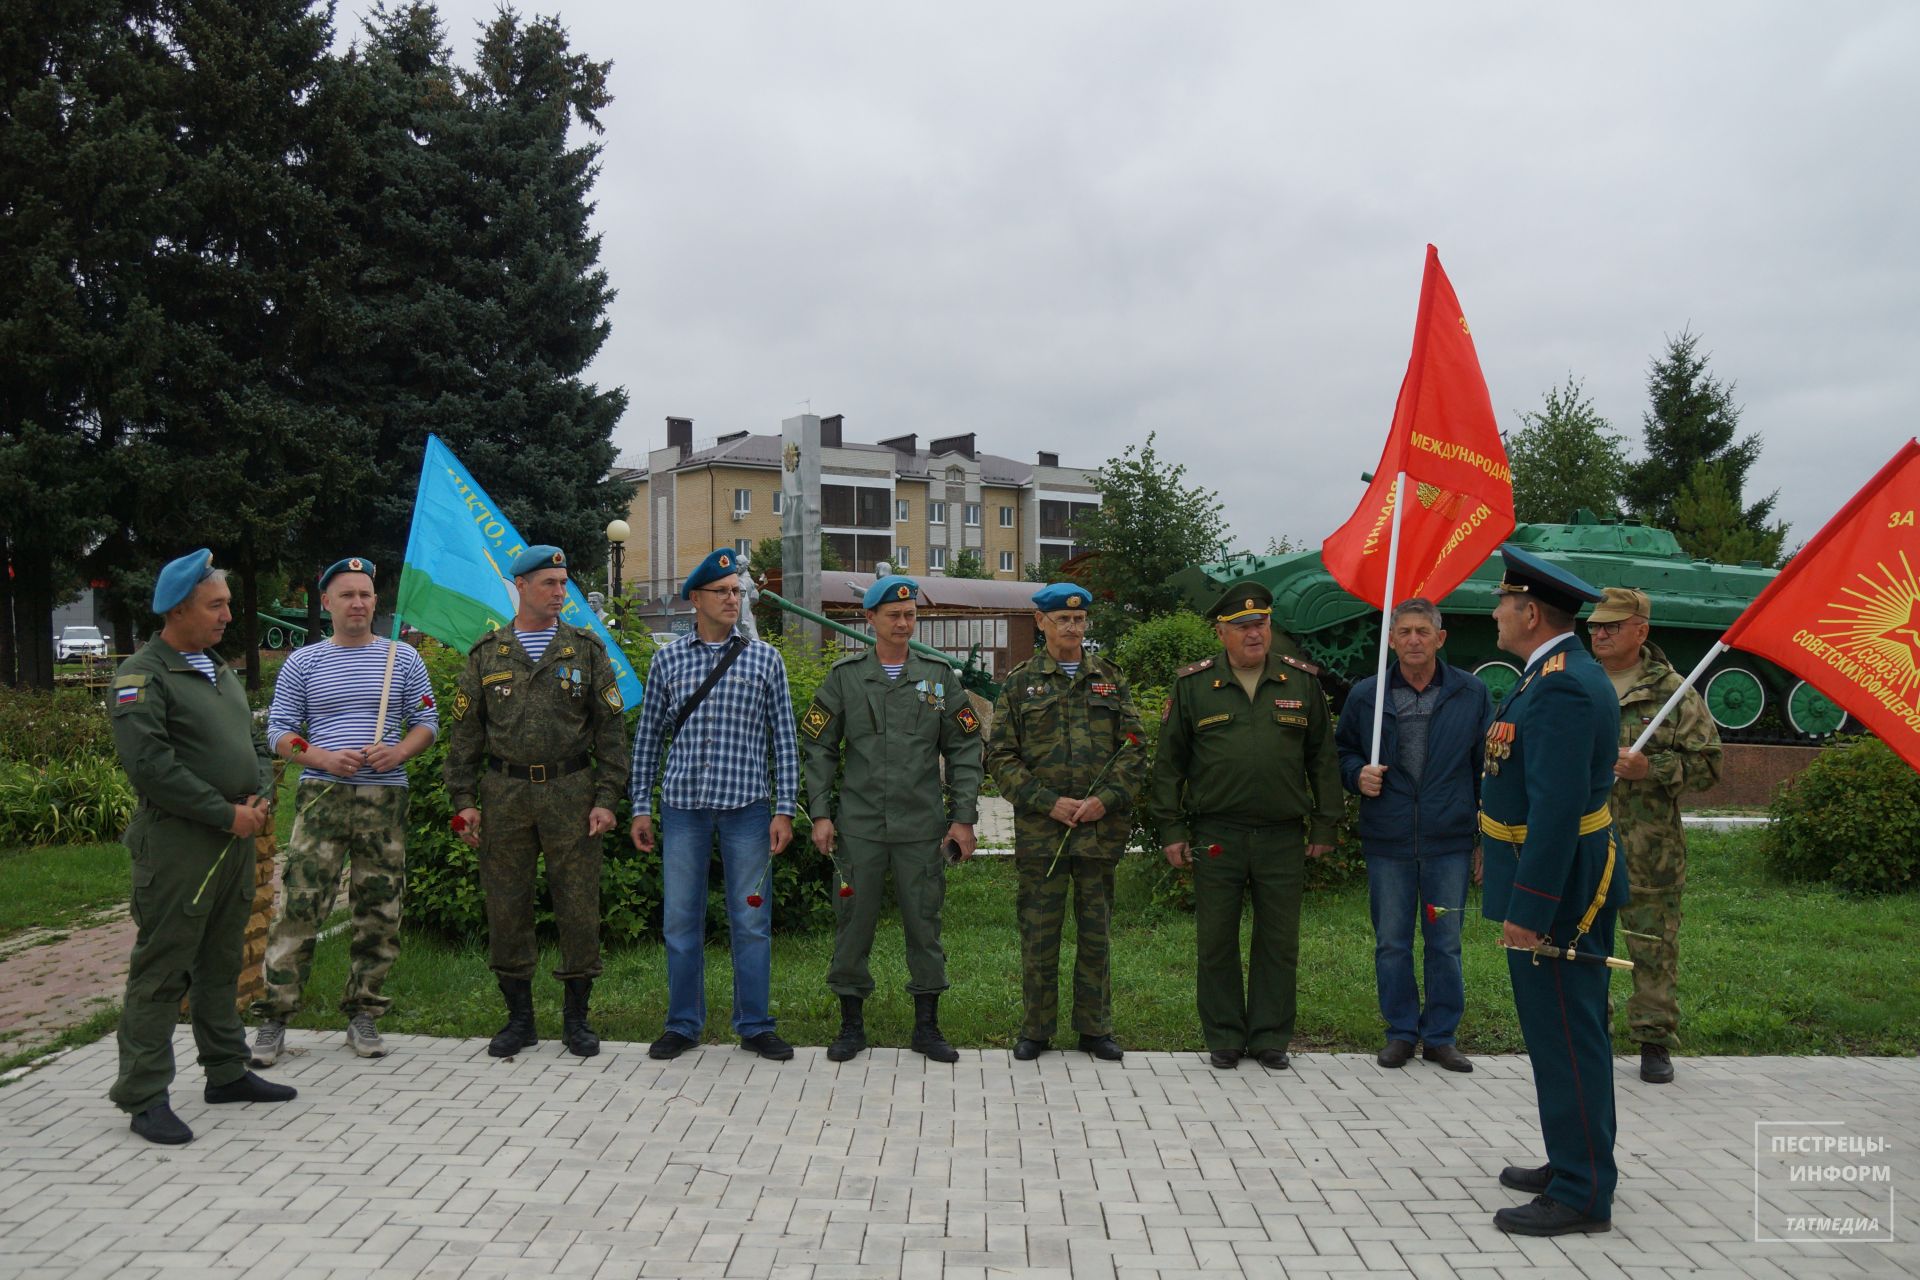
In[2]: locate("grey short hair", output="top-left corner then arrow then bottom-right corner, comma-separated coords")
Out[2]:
1390,597 -> 1442,630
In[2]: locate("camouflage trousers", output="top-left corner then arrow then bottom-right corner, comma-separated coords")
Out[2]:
1015,853 -> 1115,1039
477,769 -> 604,982
252,781 -> 408,1022
1619,882 -> 1683,1049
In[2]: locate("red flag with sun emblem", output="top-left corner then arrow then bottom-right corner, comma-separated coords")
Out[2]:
1321,245 -> 1516,608
1721,439 -> 1920,771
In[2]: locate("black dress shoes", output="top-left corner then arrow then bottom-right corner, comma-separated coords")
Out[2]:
1208,1048 -> 1242,1069
1422,1043 -> 1473,1073
204,1071 -> 296,1104
1013,1038 -> 1048,1061
649,1030 -> 696,1060
1254,1048 -> 1290,1070
1499,1164 -> 1552,1194
1494,1194 -> 1611,1236
130,1103 -> 192,1145
1078,1035 -> 1123,1061
1378,1040 -> 1414,1067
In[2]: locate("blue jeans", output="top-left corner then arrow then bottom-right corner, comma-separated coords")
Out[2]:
1366,852 -> 1469,1046
661,801 -> 775,1039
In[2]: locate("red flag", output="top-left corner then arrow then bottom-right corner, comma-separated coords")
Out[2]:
1722,439 -> 1920,771
1321,245 -> 1515,608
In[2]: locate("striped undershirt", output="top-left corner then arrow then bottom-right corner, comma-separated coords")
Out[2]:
266,639 -> 438,787
881,661 -> 906,680
1059,661 -> 1081,678
515,626 -> 558,665
179,651 -> 219,684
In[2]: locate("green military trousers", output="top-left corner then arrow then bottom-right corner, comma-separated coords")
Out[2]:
1191,822 -> 1305,1053
477,769 -> 604,982
252,781 -> 409,1022
826,833 -> 948,998
1015,854 -> 1115,1040
109,818 -> 255,1114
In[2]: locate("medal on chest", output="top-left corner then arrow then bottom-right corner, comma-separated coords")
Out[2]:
1484,721 -> 1515,775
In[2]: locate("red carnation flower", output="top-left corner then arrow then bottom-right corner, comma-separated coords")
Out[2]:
1425,903 -> 1458,923
746,894 -> 763,908
838,883 -> 854,898
449,814 -> 469,834
1207,843 -> 1223,858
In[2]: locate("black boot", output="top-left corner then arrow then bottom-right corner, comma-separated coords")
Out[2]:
826,994 -> 867,1062
910,992 -> 959,1064
488,978 -> 538,1057
562,978 -> 600,1058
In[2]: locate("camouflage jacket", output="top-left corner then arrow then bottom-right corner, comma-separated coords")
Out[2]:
985,650 -> 1148,859
1613,642 -> 1722,885
443,620 -> 631,812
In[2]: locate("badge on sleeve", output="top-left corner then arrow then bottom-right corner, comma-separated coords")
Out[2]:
452,691 -> 471,720
955,705 -> 980,735
601,685 -> 623,712
801,702 -> 832,739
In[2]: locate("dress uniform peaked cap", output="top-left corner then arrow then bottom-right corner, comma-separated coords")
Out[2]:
152,548 -> 216,613
1032,582 -> 1093,613
1209,580 -> 1273,623
682,547 -> 743,599
1495,544 -> 1602,614
318,556 -> 375,591
864,575 -> 919,610
510,545 -> 567,577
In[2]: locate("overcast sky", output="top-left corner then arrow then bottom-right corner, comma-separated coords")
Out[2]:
373,1 -> 1919,553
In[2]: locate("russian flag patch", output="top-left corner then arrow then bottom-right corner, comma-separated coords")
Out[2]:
116,686 -> 140,705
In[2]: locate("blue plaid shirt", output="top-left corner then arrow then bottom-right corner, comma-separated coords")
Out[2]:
629,634 -> 800,815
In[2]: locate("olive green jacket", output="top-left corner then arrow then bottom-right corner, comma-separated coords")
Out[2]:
443,620 -> 631,812
800,648 -> 984,842
985,650 -> 1147,859
1613,642 -> 1722,888
1147,648 -> 1343,846
110,635 -> 274,848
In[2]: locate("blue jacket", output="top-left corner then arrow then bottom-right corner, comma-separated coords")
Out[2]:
1335,660 -> 1492,859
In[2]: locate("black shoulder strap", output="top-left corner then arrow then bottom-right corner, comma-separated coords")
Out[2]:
673,636 -> 746,734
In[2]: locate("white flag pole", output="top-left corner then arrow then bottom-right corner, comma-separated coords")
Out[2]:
370,618 -> 403,753
1368,471 -> 1409,766
1628,640 -> 1727,754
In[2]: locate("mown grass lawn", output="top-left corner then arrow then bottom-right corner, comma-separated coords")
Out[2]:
0,842 -> 131,939
282,827 -> 1918,1057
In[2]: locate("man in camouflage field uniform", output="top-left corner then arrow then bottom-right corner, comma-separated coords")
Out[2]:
986,582 -> 1146,1061
251,557 -> 438,1066
445,545 -> 630,1059
1587,587 -> 1722,1084
802,575 -> 983,1064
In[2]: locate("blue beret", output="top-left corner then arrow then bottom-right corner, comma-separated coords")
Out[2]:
318,556 -> 375,591
152,548 -> 215,614
863,575 -> 919,610
1032,582 -> 1093,613
681,547 -> 743,600
1496,544 -> 1602,614
510,545 -> 568,577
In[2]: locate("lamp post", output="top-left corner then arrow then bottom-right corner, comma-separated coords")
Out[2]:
606,518 -> 630,600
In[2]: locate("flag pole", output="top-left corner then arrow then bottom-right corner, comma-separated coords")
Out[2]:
1627,640 -> 1726,754
371,613 -> 404,751
1369,471 -> 1408,765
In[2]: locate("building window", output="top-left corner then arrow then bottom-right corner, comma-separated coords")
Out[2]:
772,491 -> 784,515
732,488 -> 751,515
929,547 -> 948,571
734,539 -> 752,560
929,500 -> 948,525
826,532 -> 895,573
1039,498 -> 1099,541
963,503 -> 981,526
896,498 -> 909,522
895,546 -> 909,568
823,484 -> 889,529
999,551 -> 1014,573
999,506 -> 1014,528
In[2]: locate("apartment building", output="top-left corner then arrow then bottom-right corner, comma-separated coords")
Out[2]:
619,415 -> 1100,601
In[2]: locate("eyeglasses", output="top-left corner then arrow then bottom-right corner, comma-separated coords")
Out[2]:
1587,619 -> 1638,636
699,587 -> 745,599
1046,618 -> 1090,631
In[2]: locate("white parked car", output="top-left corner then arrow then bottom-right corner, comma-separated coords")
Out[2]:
56,625 -> 108,661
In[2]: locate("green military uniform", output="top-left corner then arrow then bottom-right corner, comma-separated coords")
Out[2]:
1612,640 -> 1721,1050
986,650 -> 1147,1042
1147,643 -> 1342,1055
443,619 -> 630,981
801,648 -> 984,998
108,637 -> 275,1115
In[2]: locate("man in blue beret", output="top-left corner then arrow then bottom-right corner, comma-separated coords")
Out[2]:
627,548 -> 800,1062
107,550 -> 295,1144
801,575 -> 985,1062
1480,545 -> 1626,1236
250,557 -> 438,1068
444,543 -> 631,1059
986,584 -> 1147,1061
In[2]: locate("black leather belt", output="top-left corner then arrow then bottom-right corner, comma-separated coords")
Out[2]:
487,754 -> 591,783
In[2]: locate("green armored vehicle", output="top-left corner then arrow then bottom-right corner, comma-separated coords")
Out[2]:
1170,511 -> 1846,742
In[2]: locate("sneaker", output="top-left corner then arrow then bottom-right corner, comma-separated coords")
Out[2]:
1639,1043 -> 1674,1083
740,1031 -> 794,1061
130,1103 -> 193,1145
347,1013 -> 388,1059
649,1030 -> 697,1060
250,1019 -> 286,1068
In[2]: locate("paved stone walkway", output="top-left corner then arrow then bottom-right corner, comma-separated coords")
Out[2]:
0,1032 -> 1911,1278
0,907 -> 132,1060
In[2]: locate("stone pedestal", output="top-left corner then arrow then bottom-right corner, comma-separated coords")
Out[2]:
237,827 -> 277,1016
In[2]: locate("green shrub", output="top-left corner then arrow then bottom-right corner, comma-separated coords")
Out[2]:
1765,736 -> 1920,895
0,688 -> 116,765
1110,611 -> 1218,688
0,757 -> 136,847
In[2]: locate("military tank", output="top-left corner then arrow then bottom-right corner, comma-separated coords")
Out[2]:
1169,511 -> 1847,743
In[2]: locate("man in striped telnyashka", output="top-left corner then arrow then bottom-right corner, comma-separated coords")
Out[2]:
251,557 -> 437,1066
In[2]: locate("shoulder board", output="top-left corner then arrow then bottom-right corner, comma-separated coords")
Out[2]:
467,632 -> 502,656
1174,657 -> 1214,678
831,650 -> 870,668
1277,653 -> 1323,677
1542,653 -> 1567,675
1002,657 -> 1036,682
557,621 -> 604,647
